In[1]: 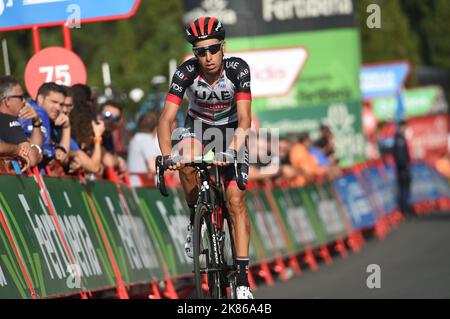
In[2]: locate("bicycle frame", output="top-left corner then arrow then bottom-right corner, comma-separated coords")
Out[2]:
194,165 -> 236,280
195,165 -> 226,229
155,156 -> 241,298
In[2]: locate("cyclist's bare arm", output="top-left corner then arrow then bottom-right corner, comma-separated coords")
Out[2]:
157,101 -> 185,170
157,101 -> 178,156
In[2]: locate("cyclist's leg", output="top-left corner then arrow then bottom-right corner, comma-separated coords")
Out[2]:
178,137 -> 202,212
174,115 -> 205,220
180,163 -> 198,259
225,175 -> 254,298
174,116 -> 206,258
225,182 -> 251,288
179,167 -> 199,220
222,122 -> 252,297
218,122 -> 251,288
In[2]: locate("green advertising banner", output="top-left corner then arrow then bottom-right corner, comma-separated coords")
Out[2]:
248,190 -> 289,259
0,175 -> 82,297
245,191 -> 276,262
294,185 -> 329,246
307,183 -> 347,243
0,221 -> 29,299
262,188 -> 299,257
135,187 -> 193,277
84,180 -> 160,286
257,100 -> 366,166
118,184 -> 166,280
226,29 -> 362,112
42,177 -> 117,291
271,188 -> 319,252
372,86 -> 448,121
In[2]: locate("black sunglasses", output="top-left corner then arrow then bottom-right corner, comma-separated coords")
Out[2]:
4,94 -> 27,102
102,111 -> 121,122
193,41 -> 223,57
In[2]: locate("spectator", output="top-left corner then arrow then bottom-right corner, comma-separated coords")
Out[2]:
61,86 -> 74,116
68,119 -> 105,175
318,124 -> 335,157
71,83 -> 97,114
289,132 -> 327,186
315,137 -> 342,179
271,133 -> 311,185
392,120 -> 412,216
21,82 -> 71,168
70,104 -> 96,151
248,132 -> 280,182
98,100 -> 122,153
376,121 -> 395,156
276,137 -> 301,182
60,86 -> 105,175
127,110 -> 161,174
309,135 -> 330,168
97,100 -> 127,176
285,132 -> 300,145
278,138 -> 292,166
435,151 -> 450,180
0,76 -> 43,171
59,85 -> 82,154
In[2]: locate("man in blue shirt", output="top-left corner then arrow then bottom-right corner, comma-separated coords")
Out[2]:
21,82 -> 71,169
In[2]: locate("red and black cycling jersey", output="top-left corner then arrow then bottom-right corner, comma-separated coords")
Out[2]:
166,56 -> 251,126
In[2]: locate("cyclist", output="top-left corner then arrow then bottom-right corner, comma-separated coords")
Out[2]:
157,16 -> 253,299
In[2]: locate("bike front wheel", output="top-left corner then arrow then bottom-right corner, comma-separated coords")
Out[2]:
193,203 -> 225,299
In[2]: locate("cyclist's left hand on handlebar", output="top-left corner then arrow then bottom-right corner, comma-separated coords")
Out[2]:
169,161 -> 185,170
213,148 -> 236,167
162,155 -> 185,171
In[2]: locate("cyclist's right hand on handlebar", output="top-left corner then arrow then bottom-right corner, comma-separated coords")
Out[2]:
213,148 -> 235,167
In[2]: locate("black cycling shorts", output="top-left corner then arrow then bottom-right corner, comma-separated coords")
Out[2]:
173,115 -> 248,188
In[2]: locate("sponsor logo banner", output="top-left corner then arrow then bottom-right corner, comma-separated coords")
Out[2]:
184,0 -> 357,36
333,174 -> 377,230
372,86 -> 448,121
360,62 -> 410,100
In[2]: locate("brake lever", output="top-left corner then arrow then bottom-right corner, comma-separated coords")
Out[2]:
235,159 -> 246,191
156,156 -> 169,197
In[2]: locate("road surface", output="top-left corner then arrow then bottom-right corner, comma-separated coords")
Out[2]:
254,213 -> 450,299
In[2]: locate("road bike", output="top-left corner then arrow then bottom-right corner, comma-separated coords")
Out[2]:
156,155 -> 246,299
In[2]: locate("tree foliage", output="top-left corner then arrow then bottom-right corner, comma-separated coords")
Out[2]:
358,0 -> 450,76
1,0 -> 448,112
357,0 -> 421,68
0,0 -> 184,114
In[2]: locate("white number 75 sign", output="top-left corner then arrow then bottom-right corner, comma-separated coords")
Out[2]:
25,47 -> 86,99
39,65 -> 72,86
